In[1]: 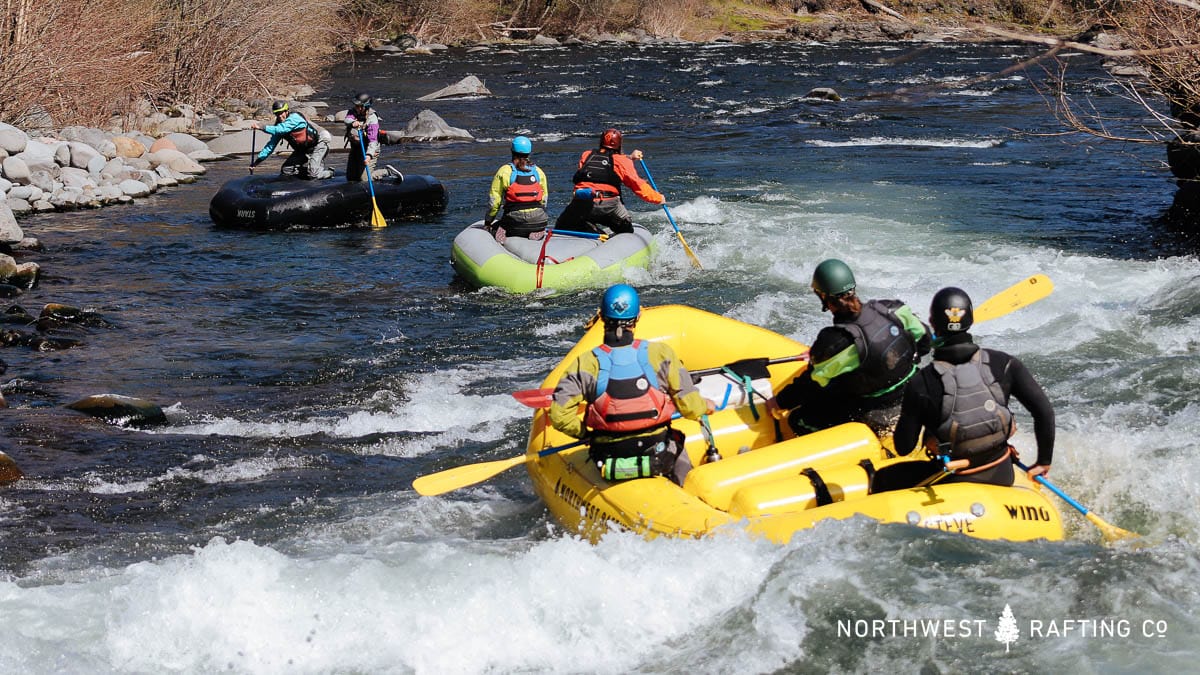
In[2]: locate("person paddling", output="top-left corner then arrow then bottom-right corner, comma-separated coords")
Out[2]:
548,284 -> 713,485
874,286 -> 1055,491
769,259 -> 931,438
484,136 -> 549,243
554,128 -> 664,236
343,93 -> 380,182
249,100 -> 334,180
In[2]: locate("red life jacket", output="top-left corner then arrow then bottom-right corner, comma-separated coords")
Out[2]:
584,340 -> 676,433
503,163 -> 544,212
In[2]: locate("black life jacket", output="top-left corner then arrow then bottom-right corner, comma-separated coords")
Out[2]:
572,149 -> 621,194
835,299 -> 918,398
286,114 -> 320,150
933,349 -> 1014,460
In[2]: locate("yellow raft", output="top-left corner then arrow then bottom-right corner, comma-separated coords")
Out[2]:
524,305 -> 1064,544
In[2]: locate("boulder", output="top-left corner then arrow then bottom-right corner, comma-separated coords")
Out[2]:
59,126 -> 117,158
163,132 -> 207,154
2,156 -> 30,184
804,87 -> 843,102
388,110 -> 474,143
149,136 -> 178,153
0,204 -> 21,244
66,394 -> 167,427
0,450 -> 21,483
112,136 -> 145,158
67,141 -> 103,170
417,75 -> 491,101
146,148 -> 205,175
0,123 -> 27,154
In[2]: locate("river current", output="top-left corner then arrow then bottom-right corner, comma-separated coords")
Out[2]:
1,41 -> 1198,672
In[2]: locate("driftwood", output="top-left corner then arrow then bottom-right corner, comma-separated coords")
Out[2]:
860,0 -> 907,22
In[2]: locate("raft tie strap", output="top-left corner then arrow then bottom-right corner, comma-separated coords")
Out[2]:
721,366 -> 761,421
858,459 -> 876,494
801,468 -> 834,507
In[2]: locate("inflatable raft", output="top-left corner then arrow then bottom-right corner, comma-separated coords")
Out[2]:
524,305 -> 1065,544
450,222 -> 655,293
209,171 -> 448,229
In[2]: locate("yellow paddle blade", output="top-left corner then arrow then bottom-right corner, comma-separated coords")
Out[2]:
677,231 -> 703,269
369,199 -> 387,228
412,455 -> 526,496
1086,512 -> 1144,545
974,274 -> 1053,324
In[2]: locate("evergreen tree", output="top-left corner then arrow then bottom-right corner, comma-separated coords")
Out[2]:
995,603 -> 1020,653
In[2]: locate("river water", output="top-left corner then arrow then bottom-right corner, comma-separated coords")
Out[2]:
2,41 -> 1197,673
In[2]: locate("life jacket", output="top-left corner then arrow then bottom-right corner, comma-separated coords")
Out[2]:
344,110 -> 380,144
584,340 -> 676,433
835,299 -> 918,398
572,149 -> 621,196
933,349 -> 1014,461
503,163 -> 544,212
286,113 -> 320,150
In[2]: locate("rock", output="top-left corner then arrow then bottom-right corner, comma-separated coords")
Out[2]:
59,126 -> 117,158
0,450 -> 21,483
387,110 -> 474,143
206,129 -> 269,156
0,283 -> 21,298
0,123 -> 28,154
149,136 -> 178,153
532,35 -> 560,45
66,143 -> 103,171
0,203 -> 22,244
805,87 -> 842,102
2,156 -> 30,184
66,394 -> 167,427
146,148 -> 205,175
118,179 -> 151,197
112,136 -> 145,158
163,132 -> 207,154
417,75 -> 492,101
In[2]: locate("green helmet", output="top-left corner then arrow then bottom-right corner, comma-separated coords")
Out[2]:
811,258 -> 856,297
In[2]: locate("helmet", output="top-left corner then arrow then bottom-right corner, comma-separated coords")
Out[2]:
600,128 -> 622,151
601,284 -> 640,321
353,93 -> 372,107
511,135 -> 532,155
270,100 -> 289,114
929,286 -> 974,335
811,258 -> 856,297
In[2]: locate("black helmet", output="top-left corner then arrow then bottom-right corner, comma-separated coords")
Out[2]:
270,100 -> 290,114
811,258 -> 856,297
930,286 -> 974,335
353,93 -> 372,108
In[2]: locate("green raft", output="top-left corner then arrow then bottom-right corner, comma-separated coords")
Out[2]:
450,221 -> 655,293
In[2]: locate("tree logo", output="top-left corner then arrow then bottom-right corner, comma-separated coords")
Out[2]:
995,604 -> 1020,652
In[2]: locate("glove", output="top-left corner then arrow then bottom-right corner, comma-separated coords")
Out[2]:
366,154 -> 377,169
529,230 -> 546,241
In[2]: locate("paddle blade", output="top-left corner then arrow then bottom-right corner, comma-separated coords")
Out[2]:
369,200 -> 387,228
513,388 -> 554,409
675,228 -> 703,269
413,455 -> 526,496
1086,512 -> 1143,545
974,274 -> 1053,324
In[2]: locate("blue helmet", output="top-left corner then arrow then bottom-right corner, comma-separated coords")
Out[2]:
511,136 -> 532,155
601,284 -> 640,321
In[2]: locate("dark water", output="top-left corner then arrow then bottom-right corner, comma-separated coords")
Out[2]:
1,42 -> 1197,673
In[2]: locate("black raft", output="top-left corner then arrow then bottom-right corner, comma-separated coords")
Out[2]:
209,171 -> 448,229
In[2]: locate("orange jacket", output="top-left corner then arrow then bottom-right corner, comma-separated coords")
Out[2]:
574,150 -> 664,204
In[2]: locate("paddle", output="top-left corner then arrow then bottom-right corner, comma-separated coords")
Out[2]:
413,440 -> 586,497
973,273 -> 1053,323
548,229 -> 609,241
512,354 -> 812,409
249,129 -> 257,174
1015,461 -> 1142,545
637,158 -> 702,269
359,129 -> 387,228
416,273 -> 1054,496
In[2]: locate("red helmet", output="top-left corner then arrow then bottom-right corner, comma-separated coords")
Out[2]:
600,128 -> 622,151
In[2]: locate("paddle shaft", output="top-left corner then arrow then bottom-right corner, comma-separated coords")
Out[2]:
1015,460 -> 1141,543
359,128 -> 387,228
637,158 -> 702,269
